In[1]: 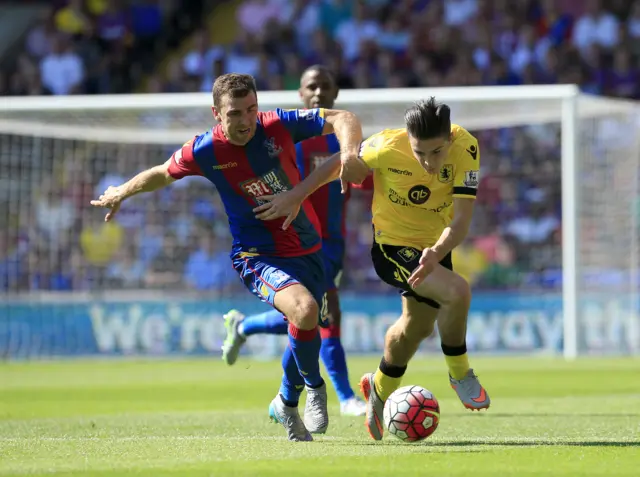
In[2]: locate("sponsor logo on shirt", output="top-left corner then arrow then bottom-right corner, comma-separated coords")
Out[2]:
212,162 -> 238,170
388,167 -> 413,176
240,170 -> 289,204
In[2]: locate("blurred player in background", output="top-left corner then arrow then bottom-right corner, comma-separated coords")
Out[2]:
90,73 -> 363,441
221,65 -> 367,417
255,97 -> 490,441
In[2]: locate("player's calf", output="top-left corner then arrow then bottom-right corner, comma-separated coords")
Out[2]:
423,273 -> 471,348
410,267 -> 489,410
360,298 -> 437,440
274,285 -> 329,433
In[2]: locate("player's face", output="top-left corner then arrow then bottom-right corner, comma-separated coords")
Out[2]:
298,70 -> 338,109
212,92 -> 259,146
408,134 -> 452,175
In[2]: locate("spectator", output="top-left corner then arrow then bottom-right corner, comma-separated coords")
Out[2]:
106,245 -> 146,288
182,29 -> 223,78
144,234 -> 186,288
572,0 -> 620,54
35,180 -> 77,243
25,9 -> 57,59
628,2 -> 640,39
604,50 -> 639,99
97,0 -> 132,47
376,14 -> 410,54
443,0 -> 478,27
184,234 -> 235,291
534,0 -> 573,47
236,0 -> 281,38
334,1 -> 380,61
39,35 -> 84,95
504,203 -> 560,246
319,0 -> 353,37
54,0 -> 92,37
80,213 -> 124,267
281,0 -> 321,50
225,32 -> 261,77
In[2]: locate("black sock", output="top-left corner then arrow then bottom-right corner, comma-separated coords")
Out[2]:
279,393 -> 298,408
379,357 -> 407,378
441,342 -> 467,356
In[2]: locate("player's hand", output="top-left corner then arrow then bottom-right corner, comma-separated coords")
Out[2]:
339,151 -> 369,194
253,190 -> 303,230
90,186 -> 123,222
408,248 -> 439,288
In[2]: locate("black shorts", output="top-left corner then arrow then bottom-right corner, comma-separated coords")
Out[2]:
371,242 -> 453,309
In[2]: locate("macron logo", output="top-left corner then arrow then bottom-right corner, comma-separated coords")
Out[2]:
212,162 -> 238,170
388,167 -> 412,176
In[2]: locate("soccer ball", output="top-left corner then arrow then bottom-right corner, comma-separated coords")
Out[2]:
383,385 -> 440,442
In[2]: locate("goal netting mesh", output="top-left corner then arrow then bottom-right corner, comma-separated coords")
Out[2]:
0,86 -> 638,357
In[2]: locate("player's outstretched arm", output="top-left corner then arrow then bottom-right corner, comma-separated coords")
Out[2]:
322,109 -> 369,190
254,153 -> 341,230
90,159 -> 175,222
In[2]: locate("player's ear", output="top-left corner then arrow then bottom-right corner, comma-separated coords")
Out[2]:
333,87 -> 339,101
211,106 -> 221,122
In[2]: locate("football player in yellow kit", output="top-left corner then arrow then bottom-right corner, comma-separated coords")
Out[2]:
252,97 -> 490,441
353,97 -> 490,440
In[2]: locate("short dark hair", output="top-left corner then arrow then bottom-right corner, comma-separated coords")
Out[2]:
212,73 -> 257,109
404,97 -> 451,140
300,64 -> 336,83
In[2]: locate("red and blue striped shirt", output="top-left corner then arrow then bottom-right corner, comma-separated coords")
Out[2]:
167,108 -> 326,257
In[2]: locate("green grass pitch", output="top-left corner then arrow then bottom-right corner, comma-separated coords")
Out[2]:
1,356 -> 639,476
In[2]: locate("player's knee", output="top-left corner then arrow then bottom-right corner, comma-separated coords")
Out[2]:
439,274 -> 471,307
287,296 -> 319,330
450,275 -> 471,306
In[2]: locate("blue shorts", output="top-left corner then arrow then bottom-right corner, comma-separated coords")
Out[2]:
231,250 -> 329,326
321,240 -> 345,291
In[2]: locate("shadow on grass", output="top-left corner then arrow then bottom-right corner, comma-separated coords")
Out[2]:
462,413 -> 640,418
346,439 -> 639,448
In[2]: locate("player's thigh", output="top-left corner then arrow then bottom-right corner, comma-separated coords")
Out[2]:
411,264 -> 471,308
273,283 -> 320,329
397,295 -> 438,340
232,252 -> 323,329
371,242 -> 468,309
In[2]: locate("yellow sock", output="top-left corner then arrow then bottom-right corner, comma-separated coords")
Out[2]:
445,353 -> 470,380
374,368 -> 403,402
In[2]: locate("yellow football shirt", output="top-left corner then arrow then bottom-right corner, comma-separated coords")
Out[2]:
359,125 -> 480,250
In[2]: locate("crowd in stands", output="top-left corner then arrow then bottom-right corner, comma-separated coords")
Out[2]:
1,0 -> 638,294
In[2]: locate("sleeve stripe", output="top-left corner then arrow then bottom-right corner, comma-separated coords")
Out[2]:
453,187 -> 477,197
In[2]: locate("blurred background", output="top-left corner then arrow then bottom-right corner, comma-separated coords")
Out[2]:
0,0 -> 639,357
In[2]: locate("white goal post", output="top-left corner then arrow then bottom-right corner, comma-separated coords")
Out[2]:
1,85 -> 639,359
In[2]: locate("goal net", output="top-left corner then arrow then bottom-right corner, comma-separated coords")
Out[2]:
1,85 -> 639,359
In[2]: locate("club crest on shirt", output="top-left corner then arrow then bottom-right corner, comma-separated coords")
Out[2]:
264,137 -> 283,158
438,164 -> 453,183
